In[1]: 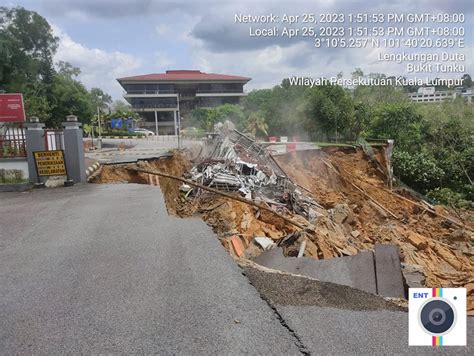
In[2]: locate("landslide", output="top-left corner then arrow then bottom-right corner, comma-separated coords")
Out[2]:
275,147 -> 474,313
91,148 -> 473,314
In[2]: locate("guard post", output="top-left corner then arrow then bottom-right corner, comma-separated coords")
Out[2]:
62,115 -> 86,183
25,116 -> 46,183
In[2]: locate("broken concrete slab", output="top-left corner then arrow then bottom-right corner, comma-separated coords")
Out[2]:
374,244 -> 406,298
401,264 -> 426,289
254,236 -> 275,251
240,260 -> 404,311
253,248 -> 377,295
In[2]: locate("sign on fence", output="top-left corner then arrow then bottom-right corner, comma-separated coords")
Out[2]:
0,93 -> 26,122
33,150 -> 67,177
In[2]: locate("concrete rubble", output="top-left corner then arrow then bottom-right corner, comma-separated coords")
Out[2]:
183,127 -> 324,224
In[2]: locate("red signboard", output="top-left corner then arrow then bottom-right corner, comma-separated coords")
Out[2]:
0,93 -> 26,122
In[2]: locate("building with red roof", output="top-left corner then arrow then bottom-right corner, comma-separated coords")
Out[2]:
117,70 -> 251,135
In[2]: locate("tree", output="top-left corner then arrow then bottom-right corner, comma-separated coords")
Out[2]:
304,84 -> 354,141
242,89 -> 272,113
368,103 -> 422,151
393,151 -> 445,192
252,80 -> 307,136
56,60 -> 80,79
417,99 -> 474,191
0,6 -> 59,124
215,104 -> 245,126
48,73 -> 94,127
351,101 -> 372,138
111,100 -> 131,112
0,7 -> 58,91
245,112 -> 268,137
189,104 -> 245,131
461,73 -> 472,87
351,68 -> 364,79
90,87 -> 112,112
23,82 -> 51,121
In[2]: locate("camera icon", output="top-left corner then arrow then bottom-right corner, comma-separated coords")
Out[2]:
409,288 -> 466,346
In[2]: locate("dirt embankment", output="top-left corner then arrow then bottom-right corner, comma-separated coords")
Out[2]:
275,147 -> 474,312
91,153 -> 192,215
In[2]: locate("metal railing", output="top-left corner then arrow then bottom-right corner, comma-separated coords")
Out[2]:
196,88 -> 244,93
0,123 -> 26,158
125,90 -> 178,95
132,102 -> 178,109
45,129 -> 65,151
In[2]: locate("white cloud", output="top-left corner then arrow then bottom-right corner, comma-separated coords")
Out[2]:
154,50 -> 173,70
52,24 -> 142,100
188,37 -> 400,91
155,24 -> 170,36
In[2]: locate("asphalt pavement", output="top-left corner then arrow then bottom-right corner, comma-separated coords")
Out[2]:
277,305 -> 473,355
85,137 -> 200,164
0,184 -> 300,354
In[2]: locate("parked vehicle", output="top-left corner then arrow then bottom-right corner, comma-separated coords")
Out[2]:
133,128 -> 155,137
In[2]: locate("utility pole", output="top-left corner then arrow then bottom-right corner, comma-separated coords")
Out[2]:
91,122 -> 95,149
97,95 -> 103,150
177,95 -> 182,149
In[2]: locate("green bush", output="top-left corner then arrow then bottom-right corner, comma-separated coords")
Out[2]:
0,169 -> 27,184
393,151 -> 445,193
427,188 -> 474,209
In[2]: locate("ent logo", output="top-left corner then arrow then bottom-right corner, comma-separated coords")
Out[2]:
413,292 -> 429,298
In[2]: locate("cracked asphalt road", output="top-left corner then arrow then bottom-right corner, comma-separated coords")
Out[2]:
0,184 -> 300,354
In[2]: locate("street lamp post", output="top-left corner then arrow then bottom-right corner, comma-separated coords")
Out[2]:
177,95 -> 182,149
91,122 -> 95,149
97,95 -> 103,150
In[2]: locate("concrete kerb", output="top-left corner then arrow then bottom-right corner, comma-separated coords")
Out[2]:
108,136 -> 145,139
0,182 -> 33,192
85,162 -> 101,178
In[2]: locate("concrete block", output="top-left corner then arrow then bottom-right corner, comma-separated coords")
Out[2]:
374,244 -> 406,298
254,248 -> 377,295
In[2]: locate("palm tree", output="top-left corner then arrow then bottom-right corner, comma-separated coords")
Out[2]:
246,113 -> 268,138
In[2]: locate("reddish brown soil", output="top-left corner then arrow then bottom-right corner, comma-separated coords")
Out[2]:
275,148 -> 474,314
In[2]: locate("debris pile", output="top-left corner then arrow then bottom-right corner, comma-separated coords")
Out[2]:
188,131 -> 473,312
183,129 -> 324,225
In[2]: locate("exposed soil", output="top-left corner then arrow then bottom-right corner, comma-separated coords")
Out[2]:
275,148 -> 474,313
91,153 -> 191,215
91,148 -> 474,314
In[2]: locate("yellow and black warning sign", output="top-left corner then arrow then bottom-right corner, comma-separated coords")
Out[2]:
33,150 -> 67,177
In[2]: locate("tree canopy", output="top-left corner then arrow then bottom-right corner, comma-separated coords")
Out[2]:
0,6 -> 111,127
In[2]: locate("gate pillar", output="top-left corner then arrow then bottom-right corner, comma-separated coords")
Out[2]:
25,117 -> 46,183
62,115 -> 86,183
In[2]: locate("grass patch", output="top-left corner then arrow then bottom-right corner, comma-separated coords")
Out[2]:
313,142 -> 356,148
0,169 -> 28,184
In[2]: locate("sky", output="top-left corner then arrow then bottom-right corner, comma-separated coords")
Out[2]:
6,0 -> 474,100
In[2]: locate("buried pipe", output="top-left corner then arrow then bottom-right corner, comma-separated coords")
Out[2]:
127,167 -> 307,231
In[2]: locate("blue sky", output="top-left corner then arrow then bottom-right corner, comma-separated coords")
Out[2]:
6,0 -> 474,100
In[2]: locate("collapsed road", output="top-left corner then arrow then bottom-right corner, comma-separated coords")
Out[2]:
88,128 -> 473,352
